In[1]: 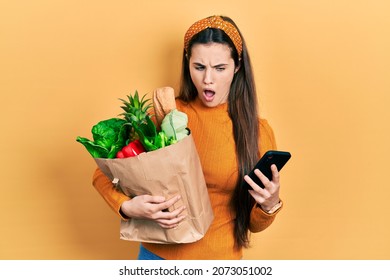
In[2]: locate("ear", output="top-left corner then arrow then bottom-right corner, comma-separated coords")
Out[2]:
234,59 -> 241,73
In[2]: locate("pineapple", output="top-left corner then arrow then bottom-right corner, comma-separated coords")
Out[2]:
120,90 -> 152,123
119,90 -> 153,142
119,90 -> 159,151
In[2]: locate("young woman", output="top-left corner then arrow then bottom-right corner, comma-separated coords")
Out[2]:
92,15 -> 283,260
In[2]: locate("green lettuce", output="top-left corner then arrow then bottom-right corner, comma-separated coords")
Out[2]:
76,118 -> 129,158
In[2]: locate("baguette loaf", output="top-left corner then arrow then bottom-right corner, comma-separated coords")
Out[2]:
153,87 -> 177,127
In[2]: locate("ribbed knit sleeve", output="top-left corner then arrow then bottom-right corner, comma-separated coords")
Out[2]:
249,119 -> 282,233
92,168 -> 130,219
258,119 -> 277,154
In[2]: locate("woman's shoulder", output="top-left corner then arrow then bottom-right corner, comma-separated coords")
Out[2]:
175,98 -> 195,113
175,98 -> 186,109
258,118 -> 277,151
259,118 -> 274,129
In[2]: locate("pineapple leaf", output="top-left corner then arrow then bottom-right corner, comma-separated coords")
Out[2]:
118,90 -> 157,145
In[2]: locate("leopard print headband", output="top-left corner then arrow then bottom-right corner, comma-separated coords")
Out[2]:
184,16 -> 243,57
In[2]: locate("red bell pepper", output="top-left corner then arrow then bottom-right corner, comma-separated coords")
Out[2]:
116,139 -> 146,158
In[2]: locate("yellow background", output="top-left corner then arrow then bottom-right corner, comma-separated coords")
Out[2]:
1,0 -> 389,259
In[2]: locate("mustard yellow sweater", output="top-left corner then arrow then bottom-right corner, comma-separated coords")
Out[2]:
92,97 -> 280,259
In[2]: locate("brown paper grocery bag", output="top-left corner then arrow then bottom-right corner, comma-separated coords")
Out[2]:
94,134 -> 214,244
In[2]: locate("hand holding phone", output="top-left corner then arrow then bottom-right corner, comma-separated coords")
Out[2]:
243,150 -> 291,189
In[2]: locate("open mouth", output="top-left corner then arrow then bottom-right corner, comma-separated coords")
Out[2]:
203,89 -> 215,102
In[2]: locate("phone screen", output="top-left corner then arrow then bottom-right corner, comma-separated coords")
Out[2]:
244,150 -> 291,189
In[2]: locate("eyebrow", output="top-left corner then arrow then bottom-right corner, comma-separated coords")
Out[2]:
192,62 -> 229,68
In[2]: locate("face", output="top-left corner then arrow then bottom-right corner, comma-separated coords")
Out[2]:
189,43 -> 238,107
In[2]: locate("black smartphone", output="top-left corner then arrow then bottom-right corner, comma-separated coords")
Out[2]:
244,150 -> 291,189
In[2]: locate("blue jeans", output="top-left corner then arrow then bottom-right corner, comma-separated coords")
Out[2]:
137,244 -> 165,260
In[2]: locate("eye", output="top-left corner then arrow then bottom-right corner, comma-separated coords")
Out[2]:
216,67 -> 225,71
194,65 -> 205,71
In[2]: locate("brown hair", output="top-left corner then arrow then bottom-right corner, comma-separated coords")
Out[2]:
178,15 -> 260,248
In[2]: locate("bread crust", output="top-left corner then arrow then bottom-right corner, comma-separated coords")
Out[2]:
153,87 -> 176,127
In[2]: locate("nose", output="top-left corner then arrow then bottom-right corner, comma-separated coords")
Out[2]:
203,68 -> 213,84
